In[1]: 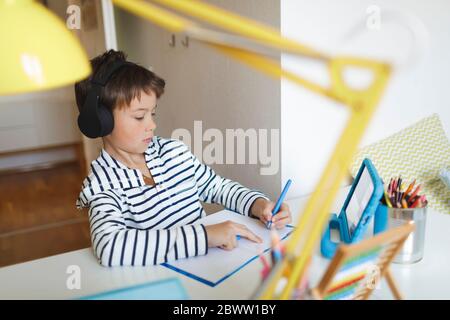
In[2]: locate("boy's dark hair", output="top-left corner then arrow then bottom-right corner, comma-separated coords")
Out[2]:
74,50 -> 165,112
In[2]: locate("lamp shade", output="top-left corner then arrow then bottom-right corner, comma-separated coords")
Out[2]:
0,0 -> 91,95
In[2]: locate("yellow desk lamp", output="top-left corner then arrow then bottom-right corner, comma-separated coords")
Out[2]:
0,0 -> 91,95
111,0 -> 391,300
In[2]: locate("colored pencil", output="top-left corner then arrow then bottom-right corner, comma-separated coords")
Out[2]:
403,179 -> 416,198
401,199 -> 408,208
384,191 -> 392,207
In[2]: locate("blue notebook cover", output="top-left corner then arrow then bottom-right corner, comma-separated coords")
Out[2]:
79,277 -> 189,300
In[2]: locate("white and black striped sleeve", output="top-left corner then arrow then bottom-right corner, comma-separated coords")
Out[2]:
190,153 -> 269,216
88,192 -> 208,267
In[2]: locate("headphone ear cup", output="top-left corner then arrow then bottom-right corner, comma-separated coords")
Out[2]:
78,90 -> 103,138
78,111 -> 97,139
97,104 -> 114,137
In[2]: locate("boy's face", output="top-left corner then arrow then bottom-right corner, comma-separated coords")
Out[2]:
105,90 -> 157,154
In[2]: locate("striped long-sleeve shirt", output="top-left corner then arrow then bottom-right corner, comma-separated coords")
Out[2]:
76,136 -> 269,267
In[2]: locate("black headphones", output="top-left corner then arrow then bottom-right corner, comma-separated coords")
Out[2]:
78,60 -> 133,138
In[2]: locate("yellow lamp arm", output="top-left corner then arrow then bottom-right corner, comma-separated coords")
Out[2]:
111,0 -> 391,299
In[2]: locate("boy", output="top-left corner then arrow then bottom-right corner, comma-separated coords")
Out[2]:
75,50 -> 291,267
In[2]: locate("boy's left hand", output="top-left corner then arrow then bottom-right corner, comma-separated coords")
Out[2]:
250,198 -> 292,229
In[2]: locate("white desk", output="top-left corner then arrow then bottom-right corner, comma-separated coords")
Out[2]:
0,187 -> 449,299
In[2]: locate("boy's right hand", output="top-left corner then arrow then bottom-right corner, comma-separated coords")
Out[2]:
205,221 -> 262,250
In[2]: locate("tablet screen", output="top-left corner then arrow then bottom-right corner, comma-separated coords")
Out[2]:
345,167 -> 374,237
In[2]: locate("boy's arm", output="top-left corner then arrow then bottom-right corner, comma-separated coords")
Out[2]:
88,191 -> 208,267
190,152 -> 270,216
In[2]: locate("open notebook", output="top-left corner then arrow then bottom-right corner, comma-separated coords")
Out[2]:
162,209 -> 293,287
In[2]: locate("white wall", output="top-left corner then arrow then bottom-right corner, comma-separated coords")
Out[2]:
0,88 -> 80,153
281,0 -> 450,198
69,0 -> 108,170
115,0 -> 282,200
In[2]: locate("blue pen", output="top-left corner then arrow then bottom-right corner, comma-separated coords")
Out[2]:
267,179 -> 292,229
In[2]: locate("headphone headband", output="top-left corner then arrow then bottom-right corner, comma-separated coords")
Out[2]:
91,60 -> 133,86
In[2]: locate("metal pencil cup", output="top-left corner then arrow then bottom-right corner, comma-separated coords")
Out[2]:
374,203 -> 427,264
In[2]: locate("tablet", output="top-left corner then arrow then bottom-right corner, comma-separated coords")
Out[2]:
340,158 -> 383,242
321,158 -> 383,258
344,166 -> 375,237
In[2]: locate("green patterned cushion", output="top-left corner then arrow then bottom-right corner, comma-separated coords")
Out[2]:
350,114 -> 450,214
